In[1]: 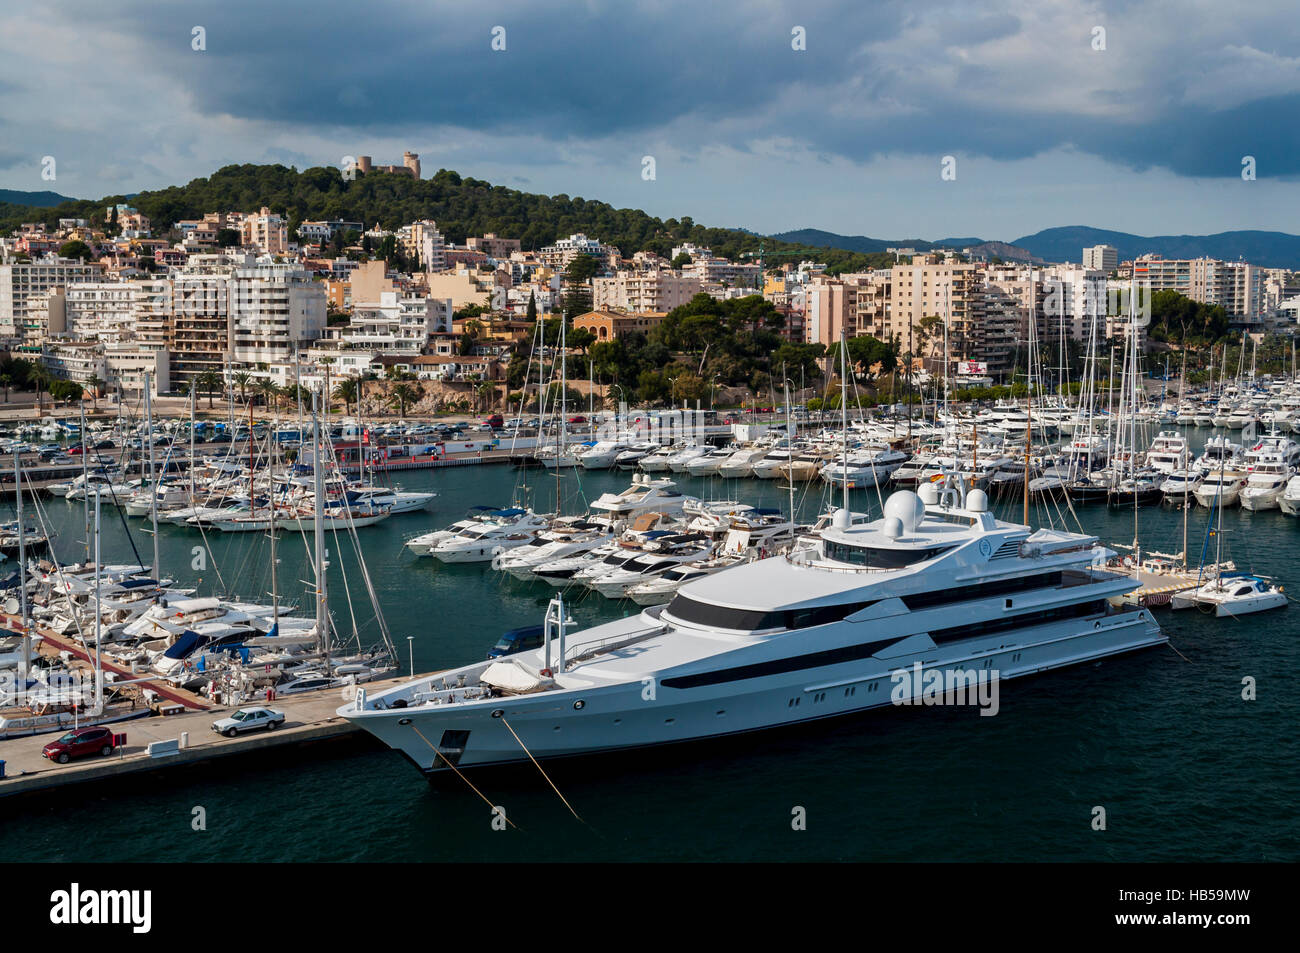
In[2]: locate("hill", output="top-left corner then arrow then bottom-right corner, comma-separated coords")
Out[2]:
0,165 -> 892,274
0,188 -> 79,208
775,225 -> 1300,269
1010,226 -> 1300,269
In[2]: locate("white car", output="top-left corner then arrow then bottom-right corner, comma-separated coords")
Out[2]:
211,707 -> 285,737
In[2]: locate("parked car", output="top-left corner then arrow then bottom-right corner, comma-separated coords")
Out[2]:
210,706 -> 285,737
42,726 -> 118,764
483,414 -> 504,429
567,415 -> 587,424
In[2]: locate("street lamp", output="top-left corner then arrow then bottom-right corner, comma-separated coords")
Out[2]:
407,636 -> 415,677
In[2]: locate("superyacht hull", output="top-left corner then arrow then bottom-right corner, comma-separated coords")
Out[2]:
344,606 -> 1162,774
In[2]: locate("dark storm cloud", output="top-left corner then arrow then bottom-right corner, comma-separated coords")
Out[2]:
47,1 -> 1300,178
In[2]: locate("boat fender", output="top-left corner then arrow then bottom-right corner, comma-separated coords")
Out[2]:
540,668 -> 553,678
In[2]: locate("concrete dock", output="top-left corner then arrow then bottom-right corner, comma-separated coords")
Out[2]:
0,673 -> 408,798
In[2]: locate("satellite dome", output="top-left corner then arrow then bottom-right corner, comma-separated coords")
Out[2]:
883,490 -> 925,534
883,516 -> 904,539
832,507 -> 851,529
967,488 -> 989,513
917,482 -> 939,505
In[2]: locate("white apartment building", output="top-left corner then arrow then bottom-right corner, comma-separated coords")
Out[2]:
0,255 -> 101,347
1083,244 -> 1118,273
682,255 -> 761,291
591,270 -> 701,312
230,260 -> 327,365
1131,255 -> 1265,323
326,290 -> 452,358
539,233 -> 619,271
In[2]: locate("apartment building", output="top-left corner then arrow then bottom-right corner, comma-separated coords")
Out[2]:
170,255 -> 234,388
325,290 -> 452,357
1083,244 -> 1118,273
229,260 -> 327,365
539,233 -> 620,271
1130,255 -> 1265,322
0,255 -> 101,347
681,255 -> 761,291
591,270 -> 701,312
467,233 -> 521,258
398,220 -> 446,270
237,207 -> 289,256
41,338 -> 169,396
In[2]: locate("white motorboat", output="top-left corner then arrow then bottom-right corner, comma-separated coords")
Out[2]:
588,476 -> 692,529
429,509 -> 551,563
1239,456 -> 1293,511
578,441 -> 627,470
1194,468 -> 1247,508
1144,432 -> 1190,474
1279,475 -> 1300,516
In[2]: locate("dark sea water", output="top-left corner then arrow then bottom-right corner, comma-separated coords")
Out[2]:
2,436 -> 1297,862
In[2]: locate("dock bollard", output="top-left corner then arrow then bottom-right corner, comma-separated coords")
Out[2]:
179,732 -> 189,749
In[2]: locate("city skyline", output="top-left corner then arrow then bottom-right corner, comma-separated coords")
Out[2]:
3,1 -> 1300,240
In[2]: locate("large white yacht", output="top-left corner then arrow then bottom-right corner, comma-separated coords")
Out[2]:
341,479 -> 1164,775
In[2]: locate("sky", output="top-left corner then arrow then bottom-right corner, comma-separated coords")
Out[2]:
2,0 -> 1299,242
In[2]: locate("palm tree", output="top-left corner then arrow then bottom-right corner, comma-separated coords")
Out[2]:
232,371 -> 252,404
85,374 -> 104,410
333,377 -> 359,418
254,378 -> 278,410
30,366 -> 51,416
388,382 -> 419,418
195,370 -> 223,409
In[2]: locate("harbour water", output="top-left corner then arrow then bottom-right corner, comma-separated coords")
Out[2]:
2,452 -> 1297,862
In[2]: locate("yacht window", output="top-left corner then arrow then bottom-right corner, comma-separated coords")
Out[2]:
902,572 -> 1063,610
665,594 -> 876,631
823,541 -> 954,569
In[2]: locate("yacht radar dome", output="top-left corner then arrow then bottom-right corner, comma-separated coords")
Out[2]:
917,482 -> 940,506
883,516 -> 904,539
967,489 -> 989,513
883,490 -> 925,534
832,508 -> 851,530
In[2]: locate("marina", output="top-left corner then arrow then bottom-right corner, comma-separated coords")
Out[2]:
0,403 -> 1296,860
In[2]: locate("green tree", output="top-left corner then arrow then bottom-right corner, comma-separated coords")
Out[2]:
58,239 -> 93,261
85,373 -> 104,410
332,377 -> 359,417
195,370 -> 223,408
388,381 -> 419,417
232,370 -> 252,404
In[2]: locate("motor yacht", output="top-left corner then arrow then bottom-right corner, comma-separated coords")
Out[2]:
1239,455 -> 1293,511
341,478 -> 1164,775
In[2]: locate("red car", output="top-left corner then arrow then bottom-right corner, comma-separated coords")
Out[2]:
42,726 -> 118,764
567,415 -> 587,424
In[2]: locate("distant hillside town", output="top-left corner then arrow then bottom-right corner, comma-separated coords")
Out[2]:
1,158 -> 1298,409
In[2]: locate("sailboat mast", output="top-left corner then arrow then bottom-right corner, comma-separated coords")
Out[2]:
269,421 -> 278,629
93,488 -> 103,712
312,390 -> 329,675
80,399 -> 89,562
839,329 -> 848,514
145,371 -> 159,583
14,450 -> 29,688
1024,268 -> 1034,525
189,385 -> 196,505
